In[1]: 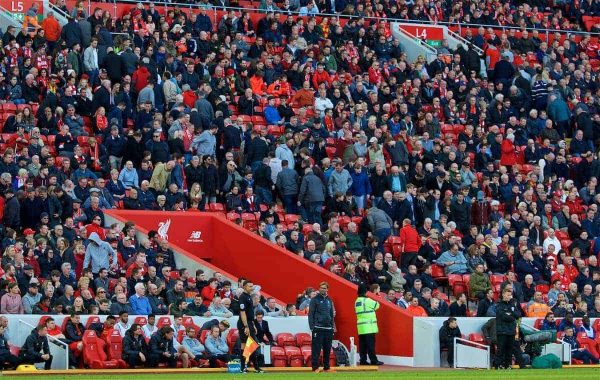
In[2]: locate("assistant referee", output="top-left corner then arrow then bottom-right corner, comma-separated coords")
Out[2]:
308,281 -> 335,373
238,280 -> 263,373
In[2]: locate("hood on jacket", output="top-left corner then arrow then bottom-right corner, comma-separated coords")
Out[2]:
88,232 -> 104,245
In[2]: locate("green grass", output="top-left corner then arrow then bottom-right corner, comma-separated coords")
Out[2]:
4,368 -> 599,380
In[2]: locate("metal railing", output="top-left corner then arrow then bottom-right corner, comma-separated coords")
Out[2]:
18,319 -> 70,370
45,0 -> 70,26
103,0 -> 600,44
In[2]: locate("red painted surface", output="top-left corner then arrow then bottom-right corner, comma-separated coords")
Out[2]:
107,210 -> 414,358
397,24 -> 444,41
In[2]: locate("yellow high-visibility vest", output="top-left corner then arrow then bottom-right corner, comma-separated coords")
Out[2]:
355,296 -> 379,335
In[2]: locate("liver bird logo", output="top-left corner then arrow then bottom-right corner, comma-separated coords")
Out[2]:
157,219 -> 171,240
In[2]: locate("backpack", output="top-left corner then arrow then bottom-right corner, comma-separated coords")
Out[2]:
332,340 -> 349,366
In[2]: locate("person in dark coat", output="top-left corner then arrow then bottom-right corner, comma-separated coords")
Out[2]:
3,189 -> 20,230
19,325 -> 53,370
92,80 -> 112,115
0,324 -> 19,369
494,287 -> 521,369
122,323 -> 149,368
102,47 -> 125,84
253,310 -> 275,345
122,132 -> 145,168
439,317 -> 461,367
64,313 -> 85,366
61,17 -> 83,48
148,326 -> 180,368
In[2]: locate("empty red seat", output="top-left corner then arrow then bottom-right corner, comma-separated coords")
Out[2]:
107,330 -> 127,368
295,332 -> 311,347
199,329 -> 210,344
209,203 -> 225,213
300,345 -> 312,365
284,346 -> 303,367
270,346 -> 287,367
241,213 -> 258,231
276,332 -> 296,347
226,329 -> 239,353
82,330 -> 124,369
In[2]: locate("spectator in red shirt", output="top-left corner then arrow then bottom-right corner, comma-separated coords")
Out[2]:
399,219 -> 422,270
201,277 -> 219,307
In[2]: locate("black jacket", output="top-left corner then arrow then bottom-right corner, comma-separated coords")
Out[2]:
253,319 -> 274,344
149,332 -> 175,356
439,320 -> 461,349
64,320 -> 85,344
308,293 -> 334,330
20,329 -> 50,361
495,299 -> 521,335
122,334 -> 148,360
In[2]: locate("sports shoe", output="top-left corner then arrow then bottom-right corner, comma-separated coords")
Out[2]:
374,361 -> 384,365
312,368 -> 322,373
323,368 -> 336,373
254,368 -> 265,373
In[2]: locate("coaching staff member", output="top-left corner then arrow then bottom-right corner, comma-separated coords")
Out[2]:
237,280 -> 263,373
308,281 -> 335,373
495,287 -> 521,369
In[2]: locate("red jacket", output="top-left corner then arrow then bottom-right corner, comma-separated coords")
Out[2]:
312,70 -> 332,89
132,66 -> 151,94
201,286 -> 217,306
500,139 -> 517,166
400,225 -> 421,253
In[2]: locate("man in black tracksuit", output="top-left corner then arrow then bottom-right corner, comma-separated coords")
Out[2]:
19,325 -> 52,370
308,281 -> 335,373
495,287 -> 521,369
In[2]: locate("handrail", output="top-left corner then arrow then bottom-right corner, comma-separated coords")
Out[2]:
107,0 -> 600,39
45,0 -> 70,26
447,28 -> 484,56
18,319 -> 70,370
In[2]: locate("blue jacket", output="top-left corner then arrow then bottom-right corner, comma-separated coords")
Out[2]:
119,167 -> 139,188
205,334 -> 229,355
264,106 -> 282,125
129,294 -> 152,315
350,169 -> 372,196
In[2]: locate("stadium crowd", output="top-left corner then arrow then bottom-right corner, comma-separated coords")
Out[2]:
0,0 -> 599,369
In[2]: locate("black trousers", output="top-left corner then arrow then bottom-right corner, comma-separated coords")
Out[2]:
148,353 -> 176,368
238,324 -> 260,371
495,334 -> 515,369
21,354 -> 53,370
0,352 -> 20,369
311,328 -> 333,370
209,353 -> 230,367
400,252 -> 418,271
358,333 -> 378,364
124,354 -> 145,368
440,341 -> 454,367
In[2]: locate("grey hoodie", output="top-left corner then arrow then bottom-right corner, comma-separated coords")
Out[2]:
83,232 -> 117,274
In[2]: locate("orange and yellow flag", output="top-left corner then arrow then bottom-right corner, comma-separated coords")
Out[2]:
242,336 -> 260,363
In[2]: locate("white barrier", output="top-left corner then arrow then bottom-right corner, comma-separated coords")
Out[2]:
453,337 -> 490,369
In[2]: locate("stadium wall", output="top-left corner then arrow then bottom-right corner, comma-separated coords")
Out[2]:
106,210 -> 415,364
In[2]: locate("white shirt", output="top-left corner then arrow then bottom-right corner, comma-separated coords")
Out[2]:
115,321 -> 131,337
142,323 -> 158,339
543,236 -> 562,253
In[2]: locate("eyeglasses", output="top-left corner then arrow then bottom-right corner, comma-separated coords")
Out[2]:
98,290 -> 106,293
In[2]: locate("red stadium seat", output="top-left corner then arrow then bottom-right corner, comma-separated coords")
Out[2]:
241,212 -> 258,231
156,316 -> 172,329
468,333 -> 485,344
300,345 -> 312,365
270,346 -> 287,367
85,316 -> 101,329
284,346 -> 303,367
107,330 -> 127,368
295,332 -> 311,347
226,329 -> 239,353
276,332 -> 296,347
82,330 -> 124,369
200,329 -> 210,345
134,316 -> 147,326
